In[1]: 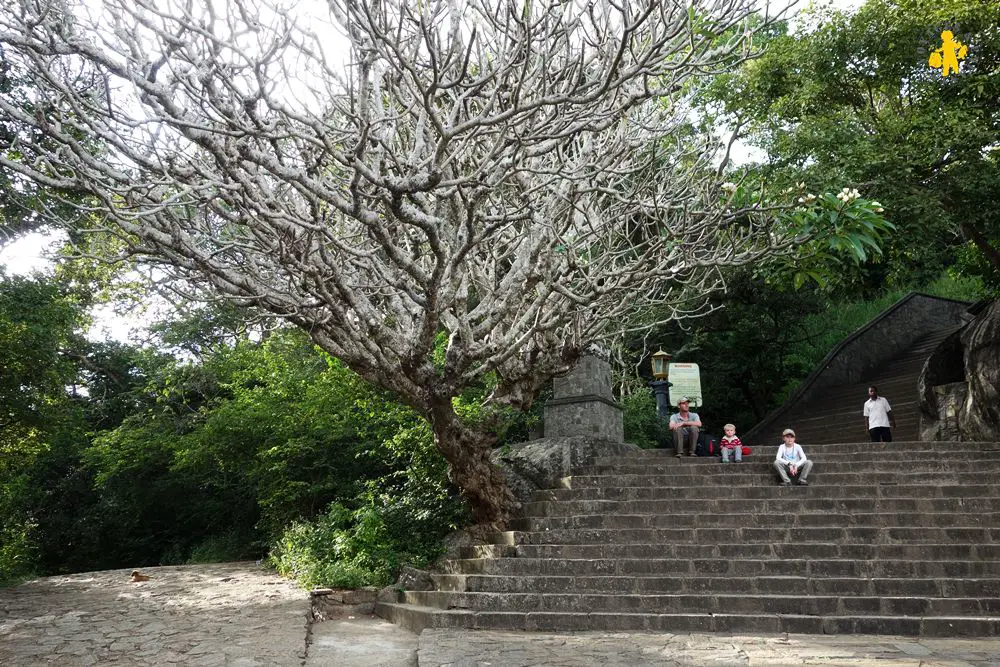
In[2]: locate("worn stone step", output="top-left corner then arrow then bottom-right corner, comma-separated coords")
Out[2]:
534,483 -> 1000,502
520,497 -> 1000,518
593,449 -> 995,466
770,379 -> 921,402
565,470 -> 1000,487
580,459 -> 1000,476
463,542 -> 1000,562
747,405 -> 921,427
761,430 -> 922,446
375,602 -> 1000,636
437,558 -> 1000,578
509,511 -> 1000,532
405,590 -> 1000,617
626,442 -> 1000,458
430,573 -> 1000,598
500,525 -> 998,545
775,406 -> 921,425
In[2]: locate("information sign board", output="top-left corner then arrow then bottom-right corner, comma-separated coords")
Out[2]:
668,363 -> 703,408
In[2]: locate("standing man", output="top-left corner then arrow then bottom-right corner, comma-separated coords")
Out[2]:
669,397 -> 702,458
864,385 -> 896,442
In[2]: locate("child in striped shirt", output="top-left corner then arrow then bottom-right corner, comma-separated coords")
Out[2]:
720,423 -> 743,463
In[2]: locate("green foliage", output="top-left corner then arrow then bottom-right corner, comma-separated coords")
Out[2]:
269,483 -> 467,589
0,273 -> 92,579
621,392 -> 665,450
0,284 -> 468,585
701,0 -> 1000,293
753,185 -> 896,290
0,516 -> 37,586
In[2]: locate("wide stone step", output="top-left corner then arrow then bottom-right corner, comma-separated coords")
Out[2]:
438,558 -> 1000,578
775,405 -> 921,424
565,470 -> 1000,487
501,525 -> 999,545
378,430 -> 1000,637
761,430 -> 922,446
520,497 -> 1000,518
405,590 -> 1000,617
751,404 -> 921,426
463,542 -> 1000,562
431,573 -> 1000,597
625,442 -> 1000,459
375,602 -> 1000,636
592,449 -> 996,466
534,483 -> 1000,502
580,459 -> 999,476
509,511 -> 1000,531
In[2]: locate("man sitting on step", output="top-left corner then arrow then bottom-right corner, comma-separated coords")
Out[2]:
669,397 -> 702,458
774,428 -> 813,486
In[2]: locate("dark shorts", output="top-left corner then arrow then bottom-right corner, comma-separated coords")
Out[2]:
869,426 -> 892,442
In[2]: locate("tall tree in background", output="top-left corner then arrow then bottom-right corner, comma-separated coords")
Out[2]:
0,0 -> 888,525
699,0 -> 1000,291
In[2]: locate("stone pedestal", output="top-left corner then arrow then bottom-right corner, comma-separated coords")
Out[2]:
543,355 -> 624,442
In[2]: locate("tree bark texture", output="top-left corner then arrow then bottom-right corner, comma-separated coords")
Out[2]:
427,402 -> 516,528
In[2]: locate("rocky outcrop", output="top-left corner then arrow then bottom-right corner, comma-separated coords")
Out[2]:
492,436 -> 640,506
918,299 -> 1000,441
958,300 -> 1000,441
918,329 -> 966,440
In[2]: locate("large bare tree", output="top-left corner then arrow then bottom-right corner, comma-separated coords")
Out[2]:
2,0 -> 828,525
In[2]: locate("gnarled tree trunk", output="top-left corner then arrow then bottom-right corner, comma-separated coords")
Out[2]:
427,402 -> 517,529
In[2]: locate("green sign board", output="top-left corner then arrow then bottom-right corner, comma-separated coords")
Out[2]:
668,363 -> 703,408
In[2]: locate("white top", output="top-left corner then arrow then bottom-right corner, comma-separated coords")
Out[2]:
775,443 -> 807,466
864,396 -> 892,429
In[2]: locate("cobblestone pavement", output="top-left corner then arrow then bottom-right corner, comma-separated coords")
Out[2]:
417,629 -> 1000,666
0,563 -> 309,666
6,565 -> 1000,666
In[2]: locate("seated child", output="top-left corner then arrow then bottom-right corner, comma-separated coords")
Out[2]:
720,423 -> 743,463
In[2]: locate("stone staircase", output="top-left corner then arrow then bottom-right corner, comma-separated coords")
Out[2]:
376,440 -> 1000,636
752,327 -> 960,446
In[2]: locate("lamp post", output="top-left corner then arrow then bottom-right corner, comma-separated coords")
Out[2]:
649,350 -> 672,419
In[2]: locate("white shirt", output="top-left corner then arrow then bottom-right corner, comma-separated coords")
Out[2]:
775,443 -> 807,467
864,396 -> 892,429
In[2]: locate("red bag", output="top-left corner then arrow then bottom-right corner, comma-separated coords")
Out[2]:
741,446 -> 752,456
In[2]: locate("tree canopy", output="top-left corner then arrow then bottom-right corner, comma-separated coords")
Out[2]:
0,0 -> 891,524
700,0 -> 1000,291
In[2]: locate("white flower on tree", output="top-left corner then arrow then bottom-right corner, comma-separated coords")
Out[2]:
1,0 -> 798,525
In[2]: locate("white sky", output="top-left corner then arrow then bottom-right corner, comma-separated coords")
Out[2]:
1,0 -> 864,344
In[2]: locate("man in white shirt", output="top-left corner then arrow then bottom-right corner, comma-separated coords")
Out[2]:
863,385 -> 896,442
774,428 -> 813,486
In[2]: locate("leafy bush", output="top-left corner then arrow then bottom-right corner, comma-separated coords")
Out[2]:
0,517 -> 38,587
621,392 -> 664,449
269,487 -> 467,589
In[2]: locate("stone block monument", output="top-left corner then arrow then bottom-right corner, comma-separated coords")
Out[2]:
543,354 -> 624,442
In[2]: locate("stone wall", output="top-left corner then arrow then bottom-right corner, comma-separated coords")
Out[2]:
746,293 -> 970,443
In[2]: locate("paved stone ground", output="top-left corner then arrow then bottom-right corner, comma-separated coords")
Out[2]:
417,630 -> 1000,666
5,564 -> 1000,666
0,562 -> 309,666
